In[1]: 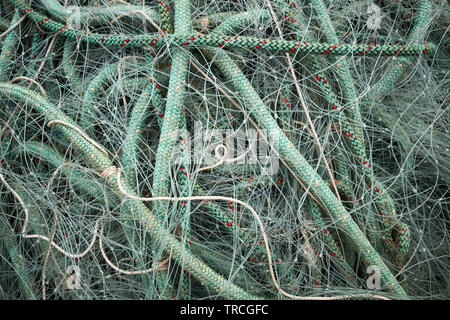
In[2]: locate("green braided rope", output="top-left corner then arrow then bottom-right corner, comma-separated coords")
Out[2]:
306,0 -> 432,266
7,0 -> 435,56
205,47 -> 406,296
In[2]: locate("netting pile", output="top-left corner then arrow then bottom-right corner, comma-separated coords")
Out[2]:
0,0 -> 448,300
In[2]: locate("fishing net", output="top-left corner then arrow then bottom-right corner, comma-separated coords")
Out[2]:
0,0 -> 448,300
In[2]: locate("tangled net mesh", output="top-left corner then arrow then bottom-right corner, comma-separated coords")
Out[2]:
0,0 -> 448,300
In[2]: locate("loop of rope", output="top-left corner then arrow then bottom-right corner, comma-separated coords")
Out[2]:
0,170 -> 100,259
